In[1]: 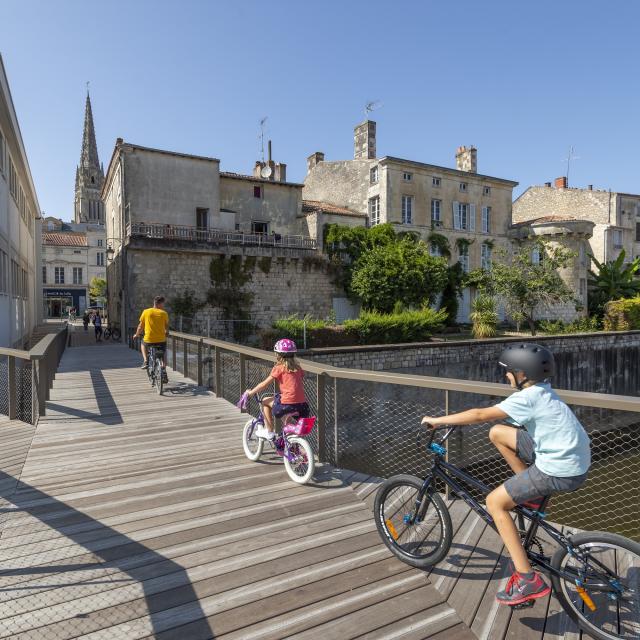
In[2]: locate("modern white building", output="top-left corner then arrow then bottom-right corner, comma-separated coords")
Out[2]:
0,55 -> 42,347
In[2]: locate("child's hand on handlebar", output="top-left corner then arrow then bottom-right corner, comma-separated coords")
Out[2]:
422,417 -> 443,429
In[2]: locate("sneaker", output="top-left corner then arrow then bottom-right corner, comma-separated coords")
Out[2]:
140,361 -> 148,369
496,572 -> 551,606
255,426 -> 273,440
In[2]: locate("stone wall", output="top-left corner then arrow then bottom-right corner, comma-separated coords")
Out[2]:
123,241 -> 342,329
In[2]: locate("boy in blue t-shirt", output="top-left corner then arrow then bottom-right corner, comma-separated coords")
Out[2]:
422,343 -> 590,606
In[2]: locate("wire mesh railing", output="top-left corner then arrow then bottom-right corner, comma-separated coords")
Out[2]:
153,331 -> 640,541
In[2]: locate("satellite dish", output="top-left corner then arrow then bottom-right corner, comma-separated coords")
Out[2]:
260,165 -> 272,179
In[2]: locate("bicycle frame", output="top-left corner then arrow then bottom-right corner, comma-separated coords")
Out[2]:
418,427 -> 623,593
147,346 -> 164,386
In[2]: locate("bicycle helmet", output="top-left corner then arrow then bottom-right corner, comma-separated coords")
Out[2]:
274,338 -> 297,354
498,343 -> 555,389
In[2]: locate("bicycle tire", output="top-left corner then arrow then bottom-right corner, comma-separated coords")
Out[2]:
550,531 -> 640,640
242,419 -> 264,461
155,359 -> 163,395
283,437 -> 315,484
374,474 -> 453,569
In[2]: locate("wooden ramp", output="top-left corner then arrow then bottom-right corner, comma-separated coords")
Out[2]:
0,344 -> 473,639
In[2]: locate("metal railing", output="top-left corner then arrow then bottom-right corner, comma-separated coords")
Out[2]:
0,326 -> 68,424
132,330 -> 640,541
127,222 -> 317,250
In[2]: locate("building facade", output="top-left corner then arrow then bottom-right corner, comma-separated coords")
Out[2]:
0,55 -> 42,347
303,120 -> 519,321
513,178 -> 640,266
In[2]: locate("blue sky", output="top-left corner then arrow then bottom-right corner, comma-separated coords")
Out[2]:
2,0 -> 639,218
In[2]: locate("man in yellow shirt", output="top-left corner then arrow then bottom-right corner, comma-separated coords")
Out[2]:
133,296 -> 170,380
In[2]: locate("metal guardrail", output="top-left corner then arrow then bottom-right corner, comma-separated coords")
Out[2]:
127,222 -> 318,250
0,325 -> 68,424
130,330 -> 640,540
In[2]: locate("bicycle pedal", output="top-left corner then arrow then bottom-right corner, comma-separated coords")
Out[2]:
511,600 -> 535,610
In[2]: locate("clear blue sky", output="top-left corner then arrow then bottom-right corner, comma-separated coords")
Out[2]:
2,0 -> 639,218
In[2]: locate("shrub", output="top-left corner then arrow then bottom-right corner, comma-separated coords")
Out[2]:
271,314 -> 330,345
470,295 -> 498,339
538,316 -> 602,335
344,308 -> 447,345
603,297 -> 640,331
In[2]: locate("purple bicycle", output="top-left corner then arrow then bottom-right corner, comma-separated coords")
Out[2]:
237,392 -> 316,484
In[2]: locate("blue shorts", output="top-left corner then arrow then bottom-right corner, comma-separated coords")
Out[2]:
272,394 -> 310,419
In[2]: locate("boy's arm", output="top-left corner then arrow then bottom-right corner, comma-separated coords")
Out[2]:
422,405 -> 508,428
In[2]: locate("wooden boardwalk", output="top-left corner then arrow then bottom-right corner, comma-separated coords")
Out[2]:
0,344 -> 478,639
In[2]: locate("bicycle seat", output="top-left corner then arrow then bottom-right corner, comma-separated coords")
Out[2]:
283,417 -> 316,437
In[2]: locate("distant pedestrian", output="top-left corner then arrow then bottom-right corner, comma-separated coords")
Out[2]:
93,313 -> 103,342
82,311 -> 90,332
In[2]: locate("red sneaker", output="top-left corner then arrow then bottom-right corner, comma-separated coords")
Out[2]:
496,572 -> 551,606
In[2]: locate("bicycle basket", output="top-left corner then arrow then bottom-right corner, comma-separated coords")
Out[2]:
283,417 -> 316,437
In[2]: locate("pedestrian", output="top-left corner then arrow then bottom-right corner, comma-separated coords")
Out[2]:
93,312 -> 103,342
83,311 -> 90,331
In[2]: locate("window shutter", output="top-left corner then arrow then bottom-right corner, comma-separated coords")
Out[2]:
453,201 -> 461,229
469,204 -> 476,232
481,207 -> 487,232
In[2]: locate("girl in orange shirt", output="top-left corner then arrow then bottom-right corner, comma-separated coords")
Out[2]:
245,339 -> 309,441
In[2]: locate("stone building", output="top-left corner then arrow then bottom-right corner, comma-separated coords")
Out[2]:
102,140 -> 346,334
0,55 -> 42,347
513,177 -> 640,266
303,120 -> 519,321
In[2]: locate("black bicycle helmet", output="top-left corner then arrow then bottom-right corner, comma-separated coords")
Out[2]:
498,343 -> 555,388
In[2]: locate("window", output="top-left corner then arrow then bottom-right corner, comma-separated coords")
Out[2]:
196,207 -> 209,230
73,250 -> 81,254
483,186 -> 491,196
481,243 -> 492,270
253,185 -> 262,198
369,196 -> 380,226
11,261 -> 18,297
370,166 -> 378,184
481,206 -> 491,233
453,202 -> 475,231
42,266 -> 46,284
98,239 -> 103,247
531,247 -> 542,265
636,222 -> 640,242
96,252 -> 105,266
252,221 -> 268,234
458,243 -> 470,273
432,177 -> 441,187
55,267 -> 65,284
459,182 -> 467,192
431,199 -> 441,223
430,243 -> 442,257
613,229 -> 623,249
403,172 -> 412,182
73,267 -> 83,284
401,195 -> 413,224
9,158 -> 17,199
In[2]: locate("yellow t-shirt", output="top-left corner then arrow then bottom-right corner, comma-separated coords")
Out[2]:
139,308 -> 169,343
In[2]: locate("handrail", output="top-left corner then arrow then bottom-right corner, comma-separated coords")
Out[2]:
169,330 -> 640,413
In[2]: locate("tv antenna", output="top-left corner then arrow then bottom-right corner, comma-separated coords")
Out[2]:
562,145 -> 580,185
259,117 -> 268,163
364,100 -> 382,118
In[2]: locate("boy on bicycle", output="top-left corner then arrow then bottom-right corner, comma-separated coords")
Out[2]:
133,296 -> 169,383
422,343 -> 591,606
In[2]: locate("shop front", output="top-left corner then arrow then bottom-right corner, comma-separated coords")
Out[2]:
43,288 -> 87,318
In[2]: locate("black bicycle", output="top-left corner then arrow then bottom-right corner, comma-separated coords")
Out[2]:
146,344 -> 165,395
103,325 -> 121,341
374,425 -> 640,640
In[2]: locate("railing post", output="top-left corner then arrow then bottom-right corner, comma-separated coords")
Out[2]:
7,356 -> 16,420
183,338 -> 188,378
197,339 -> 203,387
444,389 -> 451,499
37,359 -> 47,417
215,346 -> 222,396
239,353 -> 247,403
333,377 -> 339,467
172,336 -> 177,370
316,373 -> 327,462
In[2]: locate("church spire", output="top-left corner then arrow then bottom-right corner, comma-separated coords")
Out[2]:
80,91 -> 100,171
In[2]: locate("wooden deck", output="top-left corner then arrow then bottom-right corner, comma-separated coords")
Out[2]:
0,343 -> 477,639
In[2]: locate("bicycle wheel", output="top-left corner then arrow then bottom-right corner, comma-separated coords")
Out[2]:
283,437 -> 315,484
242,419 -> 263,461
374,474 -> 453,569
551,531 -> 640,640
155,359 -> 163,395
111,328 -> 121,341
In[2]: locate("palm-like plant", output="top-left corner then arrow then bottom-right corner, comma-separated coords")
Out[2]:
588,250 -> 640,315
470,294 -> 499,339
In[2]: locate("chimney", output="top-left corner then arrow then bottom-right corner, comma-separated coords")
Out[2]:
555,176 -> 568,189
455,145 -> 477,173
544,182 -> 552,187
116,137 -> 123,145
307,151 -> 325,173
588,184 -> 593,190
274,163 -> 287,183
354,120 -> 376,159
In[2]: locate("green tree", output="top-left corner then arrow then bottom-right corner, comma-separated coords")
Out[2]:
473,239 -> 576,335
350,237 -> 448,313
89,277 -> 107,305
588,250 -> 640,316
469,294 -> 499,338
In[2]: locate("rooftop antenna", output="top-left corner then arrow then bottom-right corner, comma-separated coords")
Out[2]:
259,116 -> 268,163
562,145 -> 580,185
364,100 -> 382,119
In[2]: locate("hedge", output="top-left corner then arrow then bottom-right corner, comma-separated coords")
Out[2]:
603,297 -> 640,331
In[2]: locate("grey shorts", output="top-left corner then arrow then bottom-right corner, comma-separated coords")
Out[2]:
503,429 -> 588,505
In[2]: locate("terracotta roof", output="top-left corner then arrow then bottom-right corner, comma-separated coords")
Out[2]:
42,232 -> 87,247
511,215 -> 582,227
302,200 -> 367,217
220,171 -> 303,188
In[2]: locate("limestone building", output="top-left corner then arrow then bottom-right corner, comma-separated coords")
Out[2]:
513,177 -> 640,266
303,120 -> 519,320
0,55 -> 42,347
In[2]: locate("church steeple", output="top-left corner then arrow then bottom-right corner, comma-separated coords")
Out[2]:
74,89 -> 105,224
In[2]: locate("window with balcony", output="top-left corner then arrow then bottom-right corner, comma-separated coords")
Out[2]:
196,207 -> 209,230
401,195 -> 413,224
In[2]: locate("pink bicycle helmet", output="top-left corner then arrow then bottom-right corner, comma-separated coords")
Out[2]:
274,338 -> 297,354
